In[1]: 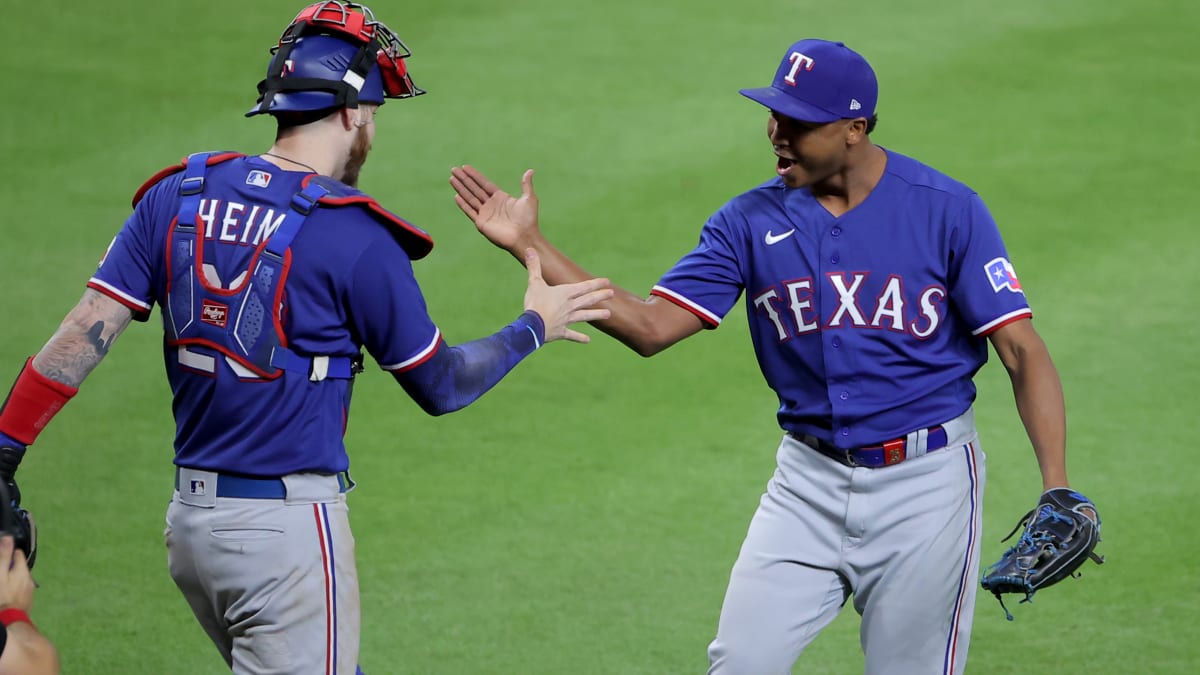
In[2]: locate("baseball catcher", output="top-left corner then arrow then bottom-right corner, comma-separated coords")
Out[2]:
981,488 -> 1103,619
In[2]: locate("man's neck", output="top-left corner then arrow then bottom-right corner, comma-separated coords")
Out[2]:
813,144 -> 887,218
262,135 -> 337,178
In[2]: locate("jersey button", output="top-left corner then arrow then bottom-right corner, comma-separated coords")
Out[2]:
840,427 -> 850,437
831,226 -> 842,237
830,254 -> 840,264
831,336 -> 842,348
839,391 -> 849,400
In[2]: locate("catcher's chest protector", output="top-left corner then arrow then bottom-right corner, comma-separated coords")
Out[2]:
163,152 -> 355,381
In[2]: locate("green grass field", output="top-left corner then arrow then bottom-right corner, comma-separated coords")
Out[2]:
2,0 -> 1197,672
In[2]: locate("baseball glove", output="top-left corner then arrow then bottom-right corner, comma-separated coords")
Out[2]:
0,480 -> 36,570
980,488 -> 1103,620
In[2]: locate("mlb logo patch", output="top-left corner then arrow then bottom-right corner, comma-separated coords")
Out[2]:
201,300 -> 229,328
246,170 -> 272,188
985,257 -> 1023,294
189,479 -> 206,496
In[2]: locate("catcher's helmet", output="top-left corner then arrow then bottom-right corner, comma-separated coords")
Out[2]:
247,1 -> 423,117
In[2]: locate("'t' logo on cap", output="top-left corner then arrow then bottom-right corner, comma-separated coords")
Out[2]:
783,52 -> 815,86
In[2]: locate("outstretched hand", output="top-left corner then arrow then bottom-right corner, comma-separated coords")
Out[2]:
453,166 -> 611,342
451,166 -> 540,253
522,248 -> 611,344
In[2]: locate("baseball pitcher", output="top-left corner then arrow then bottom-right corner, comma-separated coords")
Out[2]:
451,38 -> 1101,675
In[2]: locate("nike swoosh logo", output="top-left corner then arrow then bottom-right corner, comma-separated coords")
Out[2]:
764,229 -> 796,245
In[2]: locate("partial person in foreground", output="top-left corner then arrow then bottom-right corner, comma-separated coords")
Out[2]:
452,38 -> 1100,675
0,532 -> 58,675
0,2 -> 610,673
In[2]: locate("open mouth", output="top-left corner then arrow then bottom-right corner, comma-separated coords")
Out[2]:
776,155 -> 797,176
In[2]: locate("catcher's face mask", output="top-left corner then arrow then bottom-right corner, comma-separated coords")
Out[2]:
248,1 -> 424,117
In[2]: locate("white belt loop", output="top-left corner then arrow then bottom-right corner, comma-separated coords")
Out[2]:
941,406 -> 977,448
176,468 -> 218,508
908,427 -> 930,459
282,473 -> 343,504
310,356 -> 329,382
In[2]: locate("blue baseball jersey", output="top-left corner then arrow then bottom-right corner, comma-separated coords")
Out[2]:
89,155 -> 441,476
652,148 -> 1031,447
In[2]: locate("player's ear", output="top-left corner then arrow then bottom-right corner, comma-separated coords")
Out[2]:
338,107 -> 357,132
844,117 -> 869,145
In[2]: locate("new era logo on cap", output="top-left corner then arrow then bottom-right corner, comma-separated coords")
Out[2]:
739,39 -> 878,123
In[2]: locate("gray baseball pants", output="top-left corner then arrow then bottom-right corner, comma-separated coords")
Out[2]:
708,410 -> 984,675
165,470 -> 360,674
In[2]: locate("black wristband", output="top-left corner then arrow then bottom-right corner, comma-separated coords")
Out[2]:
0,445 -> 25,480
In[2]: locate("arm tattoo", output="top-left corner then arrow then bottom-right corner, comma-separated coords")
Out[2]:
33,290 -> 135,387
86,321 -> 117,356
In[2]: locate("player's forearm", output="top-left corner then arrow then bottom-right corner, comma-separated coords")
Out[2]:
0,621 -> 61,675
512,235 -> 689,357
1005,340 -> 1069,491
394,312 -> 545,415
0,290 -> 129,447
32,290 -> 134,388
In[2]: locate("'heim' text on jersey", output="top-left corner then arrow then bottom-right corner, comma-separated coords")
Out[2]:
196,199 -> 287,246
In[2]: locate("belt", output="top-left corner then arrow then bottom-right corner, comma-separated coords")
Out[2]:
174,469 -> 349,499
790,425 -> 948,469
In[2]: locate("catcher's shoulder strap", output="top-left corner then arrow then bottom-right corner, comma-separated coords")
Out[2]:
132,151 -> 246,207
162,152 -> 359,382
304,175 -> 435,261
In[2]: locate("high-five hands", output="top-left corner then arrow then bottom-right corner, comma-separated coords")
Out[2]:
521,248 -> 610,344
451,166 -> 541,254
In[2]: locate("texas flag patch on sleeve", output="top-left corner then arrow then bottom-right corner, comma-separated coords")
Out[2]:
985,257 -> 1023,293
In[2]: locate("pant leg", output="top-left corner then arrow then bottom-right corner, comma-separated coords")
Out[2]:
166,497 -> 235,666
849,441 -> 986,675
166,492 -> 360,674
707,437 -> 854,675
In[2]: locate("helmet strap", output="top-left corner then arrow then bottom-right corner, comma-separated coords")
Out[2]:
253,35 -> 379,115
